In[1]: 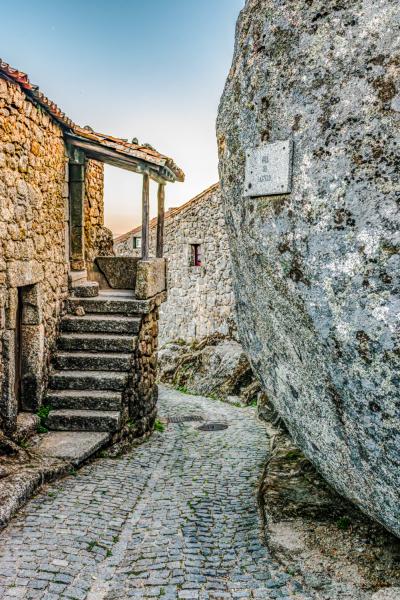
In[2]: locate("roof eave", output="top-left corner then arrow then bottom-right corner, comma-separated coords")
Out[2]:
65,132 -> 177,183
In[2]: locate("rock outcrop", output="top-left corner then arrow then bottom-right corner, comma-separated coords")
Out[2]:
217,0 -> 400,535
158,337 -> 261,405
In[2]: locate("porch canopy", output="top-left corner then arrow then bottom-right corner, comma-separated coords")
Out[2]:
66,126 -> 184,262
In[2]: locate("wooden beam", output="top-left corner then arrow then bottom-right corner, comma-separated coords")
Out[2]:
156,183 -> 166,258
141,173 -> 150,260
65,133 -> 176,183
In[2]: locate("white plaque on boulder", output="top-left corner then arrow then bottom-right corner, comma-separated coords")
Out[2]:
244,139 -> 293,197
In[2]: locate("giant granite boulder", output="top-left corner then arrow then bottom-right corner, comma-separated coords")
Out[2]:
217,0 -> 399,535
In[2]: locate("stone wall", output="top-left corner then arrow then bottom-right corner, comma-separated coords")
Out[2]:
0,75 -> 69,433
217,0 -> 400,535
84,159 -> 114,270
114,184 -> 237,344
131,302 -> 159,434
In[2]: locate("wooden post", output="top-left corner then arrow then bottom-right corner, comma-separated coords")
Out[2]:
141,173 -> 150,260
156,183 -> 165,258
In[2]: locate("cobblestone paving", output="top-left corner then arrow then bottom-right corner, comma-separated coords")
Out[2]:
0,386 -> 313,599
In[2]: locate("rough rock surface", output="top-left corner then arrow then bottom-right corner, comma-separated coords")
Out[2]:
257,400 -> 400,592
217,0 -> 400,535
158,337 -> 261,404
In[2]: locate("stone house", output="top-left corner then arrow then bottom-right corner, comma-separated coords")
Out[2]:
114,183 -> 237,344
0,59 -> 183,450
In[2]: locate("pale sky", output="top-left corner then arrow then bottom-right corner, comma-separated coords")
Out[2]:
1,0 -> 244,235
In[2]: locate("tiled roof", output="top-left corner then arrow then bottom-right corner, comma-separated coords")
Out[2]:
114,183 -> 220,243
0,59 -> 184,182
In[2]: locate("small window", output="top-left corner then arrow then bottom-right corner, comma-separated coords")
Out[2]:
191,244 -> 202,267
133,236 -> 142,249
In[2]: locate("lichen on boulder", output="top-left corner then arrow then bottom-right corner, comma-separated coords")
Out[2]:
217,0 -> 400,535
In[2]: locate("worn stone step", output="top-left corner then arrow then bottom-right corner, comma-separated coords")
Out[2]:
49,370 -> 128,391
53,352 -> 132,372
72,281 -> 99,298
36,431 -> 110,465
46,390 -> 122,411
47,409 -> 121,433
60,314 -> 141,335
67,295 -> 148,316
58,333 -> 137,353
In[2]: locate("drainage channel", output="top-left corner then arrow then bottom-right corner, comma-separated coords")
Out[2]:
167,416 -> 229,431
168,415 -> 204,423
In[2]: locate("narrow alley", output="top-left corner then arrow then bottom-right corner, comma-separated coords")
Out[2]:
0,387 -> 309,600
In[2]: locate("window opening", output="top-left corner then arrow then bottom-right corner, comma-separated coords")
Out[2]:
191,244 -> 202,267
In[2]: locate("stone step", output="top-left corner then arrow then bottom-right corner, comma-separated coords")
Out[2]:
67,295 -> 147,316
71,281 -> 99,298
47,409 -> 121,433
47,390 -> 122,411
36,431 -> 110,465
48,370 -> 128,391
53,352 -> 132,372
60,314 -> 141,335
58,333 -> 137,353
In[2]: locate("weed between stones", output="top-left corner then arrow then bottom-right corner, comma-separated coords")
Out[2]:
37,405 -> 52,433
154,420 -> 165,433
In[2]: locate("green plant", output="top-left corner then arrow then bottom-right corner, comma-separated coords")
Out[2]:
336,516 -> 352,531
87,541 -> 98,551
37,404 -> 52,433
154,420 -> 165,433
176,385 -> 189,394
285,449 -> 302,460
68,467 -> 77,477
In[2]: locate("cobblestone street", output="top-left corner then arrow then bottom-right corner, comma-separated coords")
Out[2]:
0,386 -> 313,599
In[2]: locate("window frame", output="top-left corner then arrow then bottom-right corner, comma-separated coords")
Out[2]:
191,243 -> 202,267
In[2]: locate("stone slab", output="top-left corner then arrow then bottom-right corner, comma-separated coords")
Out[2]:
7,260 -> 44,287
135,258 -> 166,300
72,281 -> 99,298
244,139 -> 293,196
36,431 -> 110,465
95,256 -> 139,289
13,413 -> 40,443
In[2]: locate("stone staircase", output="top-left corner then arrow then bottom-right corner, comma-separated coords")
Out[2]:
45,282 -> 142,434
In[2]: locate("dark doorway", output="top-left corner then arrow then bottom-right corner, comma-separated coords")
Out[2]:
14,287 -> 23,410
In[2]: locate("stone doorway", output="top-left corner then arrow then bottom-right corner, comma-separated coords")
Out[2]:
1,270 -> 45,435
16,283 -> 44,413
14,287 -> 23,411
